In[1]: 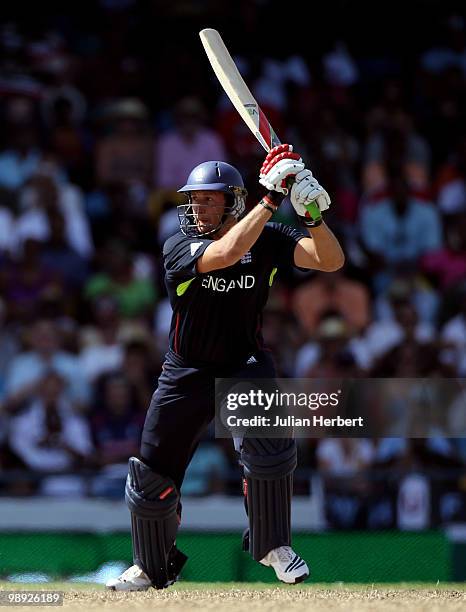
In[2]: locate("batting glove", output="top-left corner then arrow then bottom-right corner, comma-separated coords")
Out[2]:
290,169 -> 331,227
259,144 -> 305,195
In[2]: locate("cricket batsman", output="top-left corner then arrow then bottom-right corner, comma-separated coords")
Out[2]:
107,144 -> 345,590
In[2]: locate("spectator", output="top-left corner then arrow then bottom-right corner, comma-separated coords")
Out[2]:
8,370 -> 94,495
89,371 -> 147,497
292,270 -> 370,336
317,438 -> 375,529
96,98 -> 154,190
0,204 -> 15,254
16,166 -> 93,259
318,437 -> 375,476
123,339 -> 161,412
447,384 -> 466,438
0,298 -> 20,399
421,213 -> 466,290
262,291 -> 303,377
85,241 -> 156,319
0,119 -> 42,192
397,473 -> 430,530
305,107 -> 360,225
359,176 -> 442,291
371,338 -> 441,377
155,97 -> 226,189
254,55 -> 311,113
323,42 -> 359,89
2,238 -> 61,322
91,373 -> 144,467
86,181 -> 157,253
40,210 -> 89,291
4,318 -> 89,411
295,316 -> 364,378
79,295 -> 155,386
182,428 -> 231,496
79,296 -> 125,383
352,286 -> 435,370
421,14 -> 466,78
362,110 -> 431,193
441,286 -> 466,375
373,274 -> 439,326
434,135 -> 466,215
41,89 -> 87,182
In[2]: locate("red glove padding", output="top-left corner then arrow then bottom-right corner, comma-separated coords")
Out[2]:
260,144 -> 302,177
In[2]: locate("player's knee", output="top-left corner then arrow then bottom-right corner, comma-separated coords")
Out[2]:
240,439 -> 297,480
125,456 -> 179,518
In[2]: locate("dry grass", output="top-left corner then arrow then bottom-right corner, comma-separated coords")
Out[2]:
2,583 -> 466,611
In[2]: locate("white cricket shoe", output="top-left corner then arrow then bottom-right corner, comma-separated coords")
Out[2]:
106,564 -> 152,591
260,546 -> 309,584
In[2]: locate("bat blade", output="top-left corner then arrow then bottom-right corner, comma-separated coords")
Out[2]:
200,28 -> 280,152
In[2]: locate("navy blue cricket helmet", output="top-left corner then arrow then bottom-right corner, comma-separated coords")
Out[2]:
177,161 -> 247,237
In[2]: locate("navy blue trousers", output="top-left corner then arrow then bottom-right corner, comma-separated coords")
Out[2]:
140,349 -> 276,490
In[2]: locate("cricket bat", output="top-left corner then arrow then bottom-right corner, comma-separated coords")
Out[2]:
199,28 -> 281,153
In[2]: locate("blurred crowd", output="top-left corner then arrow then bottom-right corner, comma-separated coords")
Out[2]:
0,2 -> 465,527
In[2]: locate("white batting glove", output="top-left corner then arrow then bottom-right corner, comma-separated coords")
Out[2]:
259,144 -> 305,194
290,169 -> 331,227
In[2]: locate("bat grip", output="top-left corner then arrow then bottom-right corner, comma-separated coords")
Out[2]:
285,177 -> 319,211
283,176 -> 295,196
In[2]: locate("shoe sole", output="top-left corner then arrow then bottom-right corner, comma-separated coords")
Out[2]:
106,585 -> 151,592
107,578 -> 179,591
293,572 -> 309,584
276,571 -> 309,585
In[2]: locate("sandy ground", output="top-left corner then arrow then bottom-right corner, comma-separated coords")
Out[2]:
61,587 -> 466,612
2,583 -> 466,612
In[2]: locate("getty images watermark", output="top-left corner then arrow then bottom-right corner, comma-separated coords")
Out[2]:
225,388 -> 363,428
214,378 -> 466,438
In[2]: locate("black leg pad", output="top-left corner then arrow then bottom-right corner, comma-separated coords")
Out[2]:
125,457 -> 186,588
166,546 -> 188,585
241,439 -> 297,562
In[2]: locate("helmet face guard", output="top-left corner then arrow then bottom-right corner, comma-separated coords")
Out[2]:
177,161 -> 247,237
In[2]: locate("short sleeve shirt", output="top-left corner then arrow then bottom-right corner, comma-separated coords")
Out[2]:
163,222 -> 306,365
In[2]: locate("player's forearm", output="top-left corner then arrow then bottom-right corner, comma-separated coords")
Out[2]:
215,203 -> 273,265
289,162 -> 345,271
305,223 -> 345,271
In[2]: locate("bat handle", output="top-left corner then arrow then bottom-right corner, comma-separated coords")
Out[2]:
284,177 -> 319,210
283,176 -> 295,196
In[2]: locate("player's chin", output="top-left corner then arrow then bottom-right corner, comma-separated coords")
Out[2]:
198,220 -> 218,231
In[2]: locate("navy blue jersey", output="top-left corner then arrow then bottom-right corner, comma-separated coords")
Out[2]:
163,222 -> 306,365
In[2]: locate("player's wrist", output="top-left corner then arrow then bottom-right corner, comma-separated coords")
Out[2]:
264,190 -> 285,207
259,199 -> 277,214
296,200 -> 323,227
259,192 -> 283,214
299,215 -> 323,228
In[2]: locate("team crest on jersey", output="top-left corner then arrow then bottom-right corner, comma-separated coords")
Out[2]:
240,251 -> 252,264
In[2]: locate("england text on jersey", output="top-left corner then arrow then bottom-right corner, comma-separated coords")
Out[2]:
201,274 -> 255,292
